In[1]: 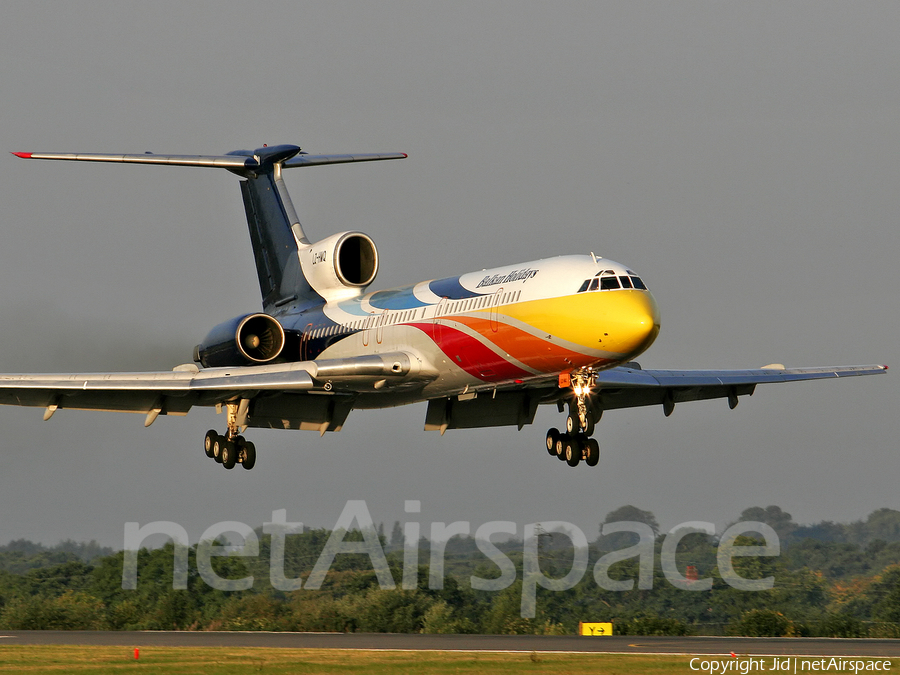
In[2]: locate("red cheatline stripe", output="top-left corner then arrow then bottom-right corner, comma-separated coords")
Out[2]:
410,323 -> 531,382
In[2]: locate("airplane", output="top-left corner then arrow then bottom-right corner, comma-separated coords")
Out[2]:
3,144 -> 887,472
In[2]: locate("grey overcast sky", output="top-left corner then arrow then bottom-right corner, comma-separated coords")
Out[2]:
0,1 -> 897,548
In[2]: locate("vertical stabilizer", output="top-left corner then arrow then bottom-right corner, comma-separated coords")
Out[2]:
235,145 -> 317,310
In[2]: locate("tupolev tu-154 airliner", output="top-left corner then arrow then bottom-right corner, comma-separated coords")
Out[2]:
4,144 -> 887,472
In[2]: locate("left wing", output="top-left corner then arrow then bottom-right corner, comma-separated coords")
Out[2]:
591,363 -> 888,414
425,363 -> 887,431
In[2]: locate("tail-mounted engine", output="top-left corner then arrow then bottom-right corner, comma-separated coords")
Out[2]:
299,231 -> 378,301
194,313 -> 286,368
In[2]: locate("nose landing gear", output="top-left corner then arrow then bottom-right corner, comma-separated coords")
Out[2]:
545,368 -> 601,468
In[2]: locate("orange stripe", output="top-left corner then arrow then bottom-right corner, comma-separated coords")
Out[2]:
450,315 -> 601,372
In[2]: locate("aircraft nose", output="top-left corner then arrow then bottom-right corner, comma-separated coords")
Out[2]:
605,291 -> 660,358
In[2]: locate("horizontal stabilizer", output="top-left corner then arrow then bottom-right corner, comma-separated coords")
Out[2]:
283,153 -> 407,168
11,150 -> 407,171
12,151 -> 259,169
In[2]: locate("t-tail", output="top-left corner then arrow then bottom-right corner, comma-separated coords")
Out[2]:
12,145 -> 406,311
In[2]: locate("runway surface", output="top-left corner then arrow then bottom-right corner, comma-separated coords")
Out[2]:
1,632 -> 899,657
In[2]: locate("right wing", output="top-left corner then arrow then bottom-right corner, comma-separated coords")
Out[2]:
0,352 -> 431,430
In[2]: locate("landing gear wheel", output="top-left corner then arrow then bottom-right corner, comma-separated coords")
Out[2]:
222,441 -> 237,469
565,437 -> 582,467
240,441 -> 257,470
555,434 -> 569,460
582,414 -> 595,437
566,412 -> 579,435
204,430 -> 217,459
584,438 -> 600,467
212,437 -> 224,463
545,428 -> 560,456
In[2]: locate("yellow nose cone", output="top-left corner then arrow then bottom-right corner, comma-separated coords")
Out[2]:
600,290 -> 660,358
501,289 -> 660,361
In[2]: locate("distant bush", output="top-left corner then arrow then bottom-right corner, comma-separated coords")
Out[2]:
817,613 -> 865,638
866,622 -> 900,638
217,594 -> 287,631
0,591 -> 106,630
730,609 -> 794,637
420,600 -> 477,634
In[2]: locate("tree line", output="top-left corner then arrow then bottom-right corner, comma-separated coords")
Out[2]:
0,505 -> 898,636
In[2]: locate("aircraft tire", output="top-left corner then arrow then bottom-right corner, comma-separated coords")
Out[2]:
565,437 -> 581,467
212,437 -> 224,463
222,441 -> 237,469
204,430 -> 217,458
555,435 -> 568,460
240,441 -> 257,470
583,414 -> 595,437
566,412 -> 579,435
546,428 -> 560,456
585,438 -> 600,467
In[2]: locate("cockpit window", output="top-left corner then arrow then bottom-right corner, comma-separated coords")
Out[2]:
579,272 -> 649,292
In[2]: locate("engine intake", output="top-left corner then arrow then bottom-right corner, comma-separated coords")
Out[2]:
194,313 -> 286,368
299,231 -> 378,301
237,314 -> 285,363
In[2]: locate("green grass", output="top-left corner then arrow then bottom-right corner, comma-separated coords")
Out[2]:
0,646 -> 895,674
0,646 -> 708,674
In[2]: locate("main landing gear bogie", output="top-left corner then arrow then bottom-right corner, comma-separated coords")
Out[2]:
546,428 -> 600,468
203,429 -> 256,471
545,367 -> 602,469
